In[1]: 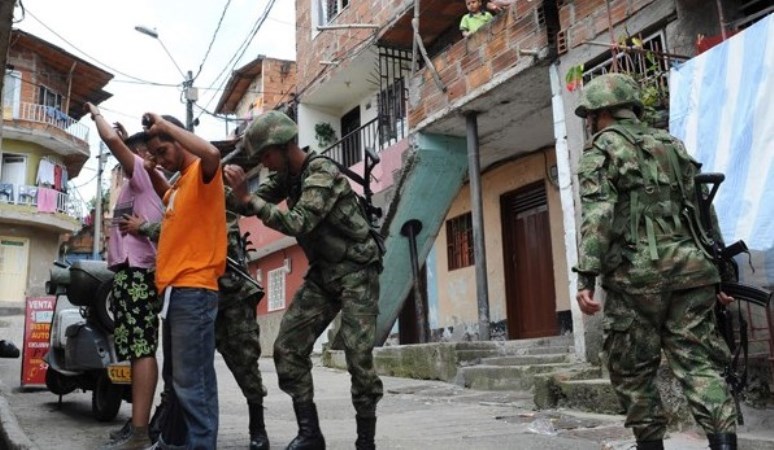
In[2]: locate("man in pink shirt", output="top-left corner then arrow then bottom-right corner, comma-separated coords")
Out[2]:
86,102 -> 164,450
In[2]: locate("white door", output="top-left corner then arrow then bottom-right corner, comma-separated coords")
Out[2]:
3,70 -> 21,119
0,237 -> 30,303
0,154 -> 27,203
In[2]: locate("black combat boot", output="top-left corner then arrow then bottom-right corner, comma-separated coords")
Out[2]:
286,401 -> 325,450
248,402 -> 270,450
354,415 -> 376,450
636,440 -> 664,450
708,433 -> 737,450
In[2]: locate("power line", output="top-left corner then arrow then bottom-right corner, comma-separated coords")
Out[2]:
23,8 -> 170,86
193,0 -> 232,82
195,0 -> 278,123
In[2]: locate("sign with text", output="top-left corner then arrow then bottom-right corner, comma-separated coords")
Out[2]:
21,296 -> 55,387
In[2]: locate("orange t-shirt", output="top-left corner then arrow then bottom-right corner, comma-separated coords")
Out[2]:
155,159 -> 226,293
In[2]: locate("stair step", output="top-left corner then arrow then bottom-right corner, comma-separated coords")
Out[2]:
456,363 -> 576,391
481,354 -> 571,366
555,378 -> 623,415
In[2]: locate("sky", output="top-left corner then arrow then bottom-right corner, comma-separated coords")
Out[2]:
13,0 -> 296,208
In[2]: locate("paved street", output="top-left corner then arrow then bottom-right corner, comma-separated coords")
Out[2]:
0,311 -> 771,449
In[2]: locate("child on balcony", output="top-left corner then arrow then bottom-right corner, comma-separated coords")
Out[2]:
459,0 -> 503,38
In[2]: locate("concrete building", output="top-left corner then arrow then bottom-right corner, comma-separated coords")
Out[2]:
0,29 -> 112,303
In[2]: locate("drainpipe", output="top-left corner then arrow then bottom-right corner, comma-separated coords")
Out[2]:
464,111 -> 491,341
548,63 -> 586,361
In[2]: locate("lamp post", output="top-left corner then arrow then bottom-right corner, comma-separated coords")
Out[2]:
134,26 -> 197,132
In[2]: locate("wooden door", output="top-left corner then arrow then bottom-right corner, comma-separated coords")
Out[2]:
0,237 -> 29,303
501,183 -> 558,339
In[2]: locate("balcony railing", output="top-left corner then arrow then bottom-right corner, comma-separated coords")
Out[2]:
321,116 -> 406,168
0,182 -> 79,218
7,102 -> 90,141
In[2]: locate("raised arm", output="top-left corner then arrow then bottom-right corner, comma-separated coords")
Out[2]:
85,102 -> 137,177
143,113 -> 221,183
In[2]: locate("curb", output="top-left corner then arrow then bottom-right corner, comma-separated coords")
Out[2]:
0,395 -> 37,450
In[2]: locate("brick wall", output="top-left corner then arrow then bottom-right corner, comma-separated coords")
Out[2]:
557,0 -> 659,51
296,0 -> 412,96
261,59 -> 297,110
407,1 -> 549,128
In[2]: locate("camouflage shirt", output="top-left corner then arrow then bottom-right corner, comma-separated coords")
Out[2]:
574,118 -> 719,293
240,154 -> 381,281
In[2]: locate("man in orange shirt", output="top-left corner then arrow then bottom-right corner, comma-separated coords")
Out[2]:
143,113 -> 226,450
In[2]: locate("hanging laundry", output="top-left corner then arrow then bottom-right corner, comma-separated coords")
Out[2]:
36,159 -> 55,186
54,164 -> 62,190
37,187 -> 58,213
61,167 -> 69,192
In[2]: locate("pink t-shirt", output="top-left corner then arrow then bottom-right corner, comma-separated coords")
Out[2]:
107,155 -> 164,270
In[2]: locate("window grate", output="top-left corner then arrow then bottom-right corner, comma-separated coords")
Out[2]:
446,213 -> 474,270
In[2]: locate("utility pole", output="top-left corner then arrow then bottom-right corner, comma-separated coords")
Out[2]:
184,70 -> 197,131
92,142 -> 106,260
0,0 -> 17,149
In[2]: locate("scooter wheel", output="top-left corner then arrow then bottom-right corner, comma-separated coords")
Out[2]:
92,371 -> 122,422
94,280 -> 115,333
45,368 -> 77,396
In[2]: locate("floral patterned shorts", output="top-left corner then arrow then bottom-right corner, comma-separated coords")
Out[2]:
110,267 -> 161,361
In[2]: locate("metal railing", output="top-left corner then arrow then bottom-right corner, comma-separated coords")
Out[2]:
321,115 -> 406,168
0,182 -> 78,218
12,102 -> 90,141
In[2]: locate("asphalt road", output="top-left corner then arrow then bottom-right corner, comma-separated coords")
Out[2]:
1,312 -> 766,450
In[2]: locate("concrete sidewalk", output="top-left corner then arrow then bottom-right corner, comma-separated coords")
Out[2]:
1,310 -> 773,449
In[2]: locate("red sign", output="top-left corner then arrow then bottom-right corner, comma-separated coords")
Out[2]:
21,296 -> 55,387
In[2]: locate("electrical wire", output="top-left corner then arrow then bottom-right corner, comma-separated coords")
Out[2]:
23,8 -> 171,86
192,0 -> 232,82
194,0 -> 278,123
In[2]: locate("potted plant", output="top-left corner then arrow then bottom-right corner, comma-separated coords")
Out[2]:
314,122 -> 337,148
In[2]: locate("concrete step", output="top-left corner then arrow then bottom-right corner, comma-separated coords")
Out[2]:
481,353 -> 571,366
456,363 -> 576,391
554,378 -> 623,415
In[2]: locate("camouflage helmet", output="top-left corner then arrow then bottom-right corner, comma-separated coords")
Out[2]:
574,73 -> 643,118
242,110 -> 298,160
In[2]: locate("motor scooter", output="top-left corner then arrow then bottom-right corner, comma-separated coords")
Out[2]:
43,259 -> 132,421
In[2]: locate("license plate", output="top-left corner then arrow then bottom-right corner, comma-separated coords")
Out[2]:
107,364 -> 132,384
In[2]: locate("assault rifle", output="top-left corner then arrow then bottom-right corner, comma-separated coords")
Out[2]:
692,173 -> 773,425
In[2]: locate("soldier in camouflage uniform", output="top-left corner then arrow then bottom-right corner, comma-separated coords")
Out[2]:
573,73 -> 737,450
224,110 -> 384,450
124,196 -> 269,450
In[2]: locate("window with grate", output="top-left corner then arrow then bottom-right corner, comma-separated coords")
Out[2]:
446,212 -> 474,270
314,0 -> 350,28
267,267 -> 286,312
38,86 -> 63,110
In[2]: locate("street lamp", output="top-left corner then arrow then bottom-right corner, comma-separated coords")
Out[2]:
134,25 -> 197,131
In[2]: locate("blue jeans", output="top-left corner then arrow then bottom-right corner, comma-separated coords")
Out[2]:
166,288 -> 219,450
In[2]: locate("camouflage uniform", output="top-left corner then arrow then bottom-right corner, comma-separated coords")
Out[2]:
139,208 -> 265,404
215,205 -> 266,404
238,111 -> 384,421
573,74 -> 736,444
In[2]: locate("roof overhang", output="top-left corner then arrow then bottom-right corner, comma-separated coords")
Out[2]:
10,29 -> 114,119
214,57 -> 265,115
378,0 -> 467,49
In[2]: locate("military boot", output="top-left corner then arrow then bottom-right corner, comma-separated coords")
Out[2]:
636,440 -> 664,450
248,402 -> 270,450
354,415 -> 376,450
708,433 -> 737,450
286,401 -> 325,450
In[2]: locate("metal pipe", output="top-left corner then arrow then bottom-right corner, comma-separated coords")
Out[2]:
401,219 -> 428,343
464,112 -> 491,341
715,0 -> 728,40
316,24 -> 379,31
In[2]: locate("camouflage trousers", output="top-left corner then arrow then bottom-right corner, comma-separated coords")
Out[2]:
273,264 -> 383,417
603,284 -> 736,441
215,296 -> 266,405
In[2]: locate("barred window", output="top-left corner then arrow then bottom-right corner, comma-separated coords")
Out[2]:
267,267 -> 286,312
446,213 -> 474,270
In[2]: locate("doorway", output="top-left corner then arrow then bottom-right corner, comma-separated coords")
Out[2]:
0,237 -> 30,303
501,182 -> 558,339
340,106 -> 361,167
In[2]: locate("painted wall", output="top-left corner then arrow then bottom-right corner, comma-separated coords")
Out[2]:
250,244 -> 308,356
0,223 -> 60,300
1,139 -> 67,186
297,103 -> 340,153
432,149 -> 569,333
